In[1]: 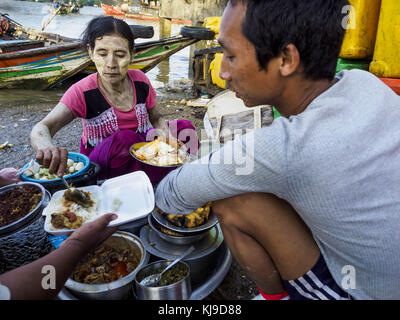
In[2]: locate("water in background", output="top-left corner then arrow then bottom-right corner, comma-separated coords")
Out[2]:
0,0 -> 191,106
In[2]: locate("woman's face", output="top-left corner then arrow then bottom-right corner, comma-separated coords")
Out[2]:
88,34 -> 133,85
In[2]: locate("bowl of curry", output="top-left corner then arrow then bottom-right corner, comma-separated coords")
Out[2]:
64,231 -> 149,300
0,182 -> 49,237
134,260 -> 191,300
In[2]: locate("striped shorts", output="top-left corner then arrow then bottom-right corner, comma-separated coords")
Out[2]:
282,254 -> 353,300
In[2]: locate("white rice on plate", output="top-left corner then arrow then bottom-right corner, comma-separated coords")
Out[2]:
43,186 -> 100,233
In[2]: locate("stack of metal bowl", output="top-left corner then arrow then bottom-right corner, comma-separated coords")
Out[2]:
139,208 -> 224,285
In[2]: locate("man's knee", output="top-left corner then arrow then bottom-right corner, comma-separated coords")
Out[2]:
212,193 -> 257,226
212,192 -> 296,228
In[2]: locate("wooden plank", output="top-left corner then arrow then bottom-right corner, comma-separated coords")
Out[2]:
0,40 -> 44,53
0,42 -> 82,61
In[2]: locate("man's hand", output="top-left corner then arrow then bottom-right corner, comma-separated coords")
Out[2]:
35,146 -> 68,177
0,168 -> 21,186
62,213 -> 119,254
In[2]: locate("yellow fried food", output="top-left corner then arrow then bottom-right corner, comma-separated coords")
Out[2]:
161,202 -> 212,228
133,138 -> 186,166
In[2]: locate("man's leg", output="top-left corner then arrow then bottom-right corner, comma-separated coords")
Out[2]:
212,192 -> 320,294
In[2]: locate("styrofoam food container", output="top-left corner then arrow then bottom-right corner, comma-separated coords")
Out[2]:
42,171 -> 154,235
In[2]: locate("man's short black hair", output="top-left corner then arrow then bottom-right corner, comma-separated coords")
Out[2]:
82,16 -> 135,53
230,0 -> 350,80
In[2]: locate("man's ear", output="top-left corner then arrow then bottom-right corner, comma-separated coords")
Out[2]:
279,43 -> 301,77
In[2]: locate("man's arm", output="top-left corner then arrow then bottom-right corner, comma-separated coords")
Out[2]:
30,102 -> 74,176
155,129 -> 286,214
0,214 -> 118,300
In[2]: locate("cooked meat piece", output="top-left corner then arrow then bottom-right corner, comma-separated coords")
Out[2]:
63,211 -> 77,223
50,212 -> 83,229
50,213 -> 66,229
71,242 -> 141,284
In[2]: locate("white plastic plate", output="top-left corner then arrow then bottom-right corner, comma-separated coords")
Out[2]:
43,171 -> 155,235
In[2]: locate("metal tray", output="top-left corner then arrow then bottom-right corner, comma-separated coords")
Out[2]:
130,142 -> 185,168
152,207 -> 218,234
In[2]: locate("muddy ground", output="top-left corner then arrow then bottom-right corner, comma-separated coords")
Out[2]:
0,81 -> 259,300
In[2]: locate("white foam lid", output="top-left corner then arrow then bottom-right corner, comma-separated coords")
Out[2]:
43,171 -> 155,235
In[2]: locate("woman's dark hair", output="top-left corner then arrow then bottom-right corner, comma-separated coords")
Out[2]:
230,0 -> 350,80
81,16 -> 135,52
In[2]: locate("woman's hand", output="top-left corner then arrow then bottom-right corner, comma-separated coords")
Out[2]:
35,146 -> 68,177
0,168 -> 21,187
30,102 -> 74,177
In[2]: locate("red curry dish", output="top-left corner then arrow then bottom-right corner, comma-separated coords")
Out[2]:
71,242 -> 141,284
0,185 -> 43,228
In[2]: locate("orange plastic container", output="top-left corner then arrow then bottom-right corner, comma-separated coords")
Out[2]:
370,0 -> 400,78
340,0 -> 381,59
380,78 -> 400,95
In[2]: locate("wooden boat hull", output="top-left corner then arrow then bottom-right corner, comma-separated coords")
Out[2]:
101,3 -> 191,25
101,3 -> 125,16
0,47 -> 91,89
0,36 -> 197,89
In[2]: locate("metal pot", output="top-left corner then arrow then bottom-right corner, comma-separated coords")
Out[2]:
64,231 -> 149,300
134,260 -> 191,300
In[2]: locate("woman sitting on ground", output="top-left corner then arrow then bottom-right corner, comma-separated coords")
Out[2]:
30,16 -> 197,183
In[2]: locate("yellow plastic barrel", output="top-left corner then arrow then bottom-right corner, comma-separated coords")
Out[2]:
339,0 -> 381,59
370,0 -> 400,78
203,17 -> 221,37
203,16 -> 221,48
209,53 -> 227,89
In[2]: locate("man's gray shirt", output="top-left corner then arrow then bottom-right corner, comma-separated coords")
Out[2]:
155,70 -> 400,299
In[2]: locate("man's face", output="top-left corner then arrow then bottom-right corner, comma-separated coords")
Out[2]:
89,34 -> 132,85
218,2 -> 282,107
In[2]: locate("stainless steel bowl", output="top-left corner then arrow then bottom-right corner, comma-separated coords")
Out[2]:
147,214 -> 208,245
130,142 -> 190,169
64,231 -> 149,300
0,182 -> 49,237
135,260 -> 191,300
152,207 -> 218,234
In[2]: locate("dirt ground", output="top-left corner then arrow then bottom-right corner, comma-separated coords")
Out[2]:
0,83 -> 259,300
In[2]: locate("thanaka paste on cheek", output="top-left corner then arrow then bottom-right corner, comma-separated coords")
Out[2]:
118,56 -> 130,77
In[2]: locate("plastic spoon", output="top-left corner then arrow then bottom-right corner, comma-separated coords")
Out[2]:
140,245 -> 195,287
